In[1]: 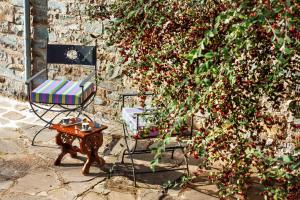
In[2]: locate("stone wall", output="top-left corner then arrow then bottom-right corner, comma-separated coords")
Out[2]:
0,0 -> 26,99
0,0 -> 129,120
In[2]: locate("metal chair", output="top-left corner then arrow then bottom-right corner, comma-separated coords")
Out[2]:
117,93 -> 192,186
25,42 -> 98,145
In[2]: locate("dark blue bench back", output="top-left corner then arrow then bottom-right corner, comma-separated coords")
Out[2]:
47,44 -> 96,66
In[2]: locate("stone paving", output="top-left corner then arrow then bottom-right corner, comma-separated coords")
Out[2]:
0,96 -> 219,200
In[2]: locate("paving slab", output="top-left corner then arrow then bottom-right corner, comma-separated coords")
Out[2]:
0,139 -> 23,154
93,181 -> 111,195
167,189 -> 181,199
0,117 -> 9,125
56,165 -> 105,183
20,125 -> 55,141
47,188 -> 76,200
0,180 -> 14,191
98,134 -> 115,156
136,189 -> 163,200
14,104 -> 29,111
178,188 -> 219,200
0,128 -> 20,139
110,137 -> 125,156
0,100 -> 12,108
108,190 -> 136,200
82,191 -> 107,200
10,170 -> 61,196
0,154 -> 42,180
161,195 -> 175,200
0,194 -> 52,200
15,122 -> 36,129
0,108 -> 7,114
2,111 -> 26,121
189,184 -> 219,197
68,177 -> 106,197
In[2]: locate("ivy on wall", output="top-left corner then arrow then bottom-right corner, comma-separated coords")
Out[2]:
93,0 -> 300,198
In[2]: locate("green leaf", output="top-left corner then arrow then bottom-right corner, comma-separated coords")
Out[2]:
282,155 -> 292,164
211,67 -> 219,74
204,51 -> 214,59
203,78 -> 212,87
228,74 -> 236,85
200,40 -> 205,50
284,47 -> 292,55
195,76 -> 201,85
291,161 -> 300,170
205,30 -> 215,38
127,10 -> 137,18
186,49 -> 200,63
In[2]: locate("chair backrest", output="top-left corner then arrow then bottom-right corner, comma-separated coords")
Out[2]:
47,44 -> 96,66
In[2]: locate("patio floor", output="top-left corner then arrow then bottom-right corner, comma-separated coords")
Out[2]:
0,95 -> 219,200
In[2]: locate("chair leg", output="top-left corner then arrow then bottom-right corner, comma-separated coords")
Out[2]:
121,139 -> 137,164
179,142 -> 189,176
171,149 -> 175,159
32,125 -> 49,146
31,110 -> 64,146
121,149 -> 127,164
123,123 -> 137,187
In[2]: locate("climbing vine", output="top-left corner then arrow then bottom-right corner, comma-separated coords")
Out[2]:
92,0 -> 300,198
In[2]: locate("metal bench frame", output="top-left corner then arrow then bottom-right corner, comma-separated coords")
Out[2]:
117,93 -> 193,187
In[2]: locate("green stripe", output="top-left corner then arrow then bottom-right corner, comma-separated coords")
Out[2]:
74,86 -> 82,105
75,82 -> 92,104
35,80 -> 54,102
62,82 -> 79,104
48,80 -> 67,103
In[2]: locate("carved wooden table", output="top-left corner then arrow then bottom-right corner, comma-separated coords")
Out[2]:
50,120 -> 108,174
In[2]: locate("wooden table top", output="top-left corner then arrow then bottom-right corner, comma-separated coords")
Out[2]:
50,119 -> 108,138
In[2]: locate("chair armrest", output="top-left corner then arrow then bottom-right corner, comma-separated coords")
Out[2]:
122,92 -> 154,97
135,110 -> 157,117
134,110 -> 157,129
80,71 -> 95,88
25,69 -> 47,85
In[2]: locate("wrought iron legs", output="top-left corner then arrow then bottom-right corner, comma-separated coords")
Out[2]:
30,102 -> 94,146
120,123 -> 190,187
31,108 -> 66,145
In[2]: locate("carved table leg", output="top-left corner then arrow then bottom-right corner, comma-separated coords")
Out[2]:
54,151 -> 67,166
81,133 -> 104,174
82,157 -> 93,175
55,132 -> 77,166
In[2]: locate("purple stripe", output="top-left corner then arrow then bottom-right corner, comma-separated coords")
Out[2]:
68,82 -> 81,95
55,81 -> 78,95
55,81 -> 80,104
82,83 -> 92,103
54,94 -> 59,104
42,81 -> 62,93
55,81 -> 71,94
31,93 -> 35,101
41,93 -> 47,103
68,94 -> 74,104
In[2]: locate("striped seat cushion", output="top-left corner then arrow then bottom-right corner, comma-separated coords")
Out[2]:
31,80 -> 95,105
